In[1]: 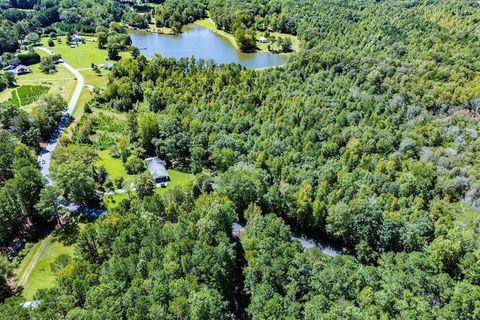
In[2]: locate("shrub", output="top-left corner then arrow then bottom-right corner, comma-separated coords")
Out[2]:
50,254 -> 71,272
40,56 -> 57,74
16,51 -> 40,65
125,155 -> 146,174
103,177 -> 115,190
114,176 -> 124,189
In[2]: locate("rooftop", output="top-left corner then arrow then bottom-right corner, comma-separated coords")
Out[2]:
146,157 -> 169,181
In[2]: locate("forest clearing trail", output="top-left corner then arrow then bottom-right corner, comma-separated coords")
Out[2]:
17,238 -> 48,287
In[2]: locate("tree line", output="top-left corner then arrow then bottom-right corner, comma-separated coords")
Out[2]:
0,0 -> 479,318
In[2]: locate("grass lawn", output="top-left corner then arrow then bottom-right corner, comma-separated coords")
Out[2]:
256,31 -> 300,53
39,36 -> 130,69
0,88 -> 14,102
16,236 -> 75,300
195,19 -> 240,50
81,68 -> 110,89
103,169 -> 195,210
1,63 -> 77,111
194,18 -> 299,54
146,23 -> 176,35
97,149 -> 142,186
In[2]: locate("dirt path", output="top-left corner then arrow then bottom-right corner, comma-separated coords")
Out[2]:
17,237 -> 49,287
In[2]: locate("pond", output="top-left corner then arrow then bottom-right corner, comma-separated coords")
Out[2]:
129,25 -> 289,69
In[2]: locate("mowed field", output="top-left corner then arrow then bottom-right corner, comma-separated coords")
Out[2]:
16,236 -> 75,300
0,62 -> 76,111
39,36 -> 130,69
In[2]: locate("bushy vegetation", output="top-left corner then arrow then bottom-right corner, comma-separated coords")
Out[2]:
0,94 -> 67,145
209,0 -> 297,34
96,22 -> 132,60
153,0 -> 207,33
0,0 -> 133,54
39,55 -> 60,74
0,131 -> 44,246
0,73 -> 15,93
15,51 -> 41,66
1,0 -> 480,318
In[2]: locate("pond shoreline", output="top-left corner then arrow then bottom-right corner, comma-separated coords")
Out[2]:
128,24 -> 290,69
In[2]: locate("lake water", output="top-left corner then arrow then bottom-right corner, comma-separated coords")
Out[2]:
129,25 -> 288,69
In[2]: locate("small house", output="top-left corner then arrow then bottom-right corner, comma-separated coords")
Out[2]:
99,63 -> 114,71
2,65 -> 16,71
72,35 -> 83,43
258,36 -> 268,43
146,157 -> 169,184
13,65 -> 30,75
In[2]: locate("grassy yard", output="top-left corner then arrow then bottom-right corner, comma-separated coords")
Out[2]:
194,18 -> 299,54
103,169 -> 196,210
146,23 -> 177,35
0,88 -> 14,103
97,149 -> 142,186
195,19 -> 240,50
39,36 -> 130,69
256,31 -> 300,53
16,236 -> 75,300
0,63 -> 76,110
81,68 -> 110,89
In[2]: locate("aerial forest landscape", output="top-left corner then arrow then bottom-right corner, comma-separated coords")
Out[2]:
0,0 -> 480,319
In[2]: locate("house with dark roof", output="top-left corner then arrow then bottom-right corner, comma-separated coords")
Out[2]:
2,65 -> 16,71
13,65 -> 31,75
146,157 -> 169,184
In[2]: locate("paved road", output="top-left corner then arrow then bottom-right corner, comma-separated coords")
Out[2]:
31,48 -> 342,258
231,223 -> 342,257
36,47 -> 84,184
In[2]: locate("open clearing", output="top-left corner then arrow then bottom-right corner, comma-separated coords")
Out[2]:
0,62 -> 76,111
103,169 -> 196,211
16,236 -> 75,300
194,18 -> 299,53
97,149 -> 143,186
40,36 -> 130,69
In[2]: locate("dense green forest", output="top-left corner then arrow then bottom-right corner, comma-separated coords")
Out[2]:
0,0 -> 132,54
0,94 -> 67,256
1,0 -> 480,318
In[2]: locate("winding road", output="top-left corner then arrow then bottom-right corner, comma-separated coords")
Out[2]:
36,47 -> 84,184
33,48 -> 342,257
232,223 -> 342,257
18,49 -> 85,300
